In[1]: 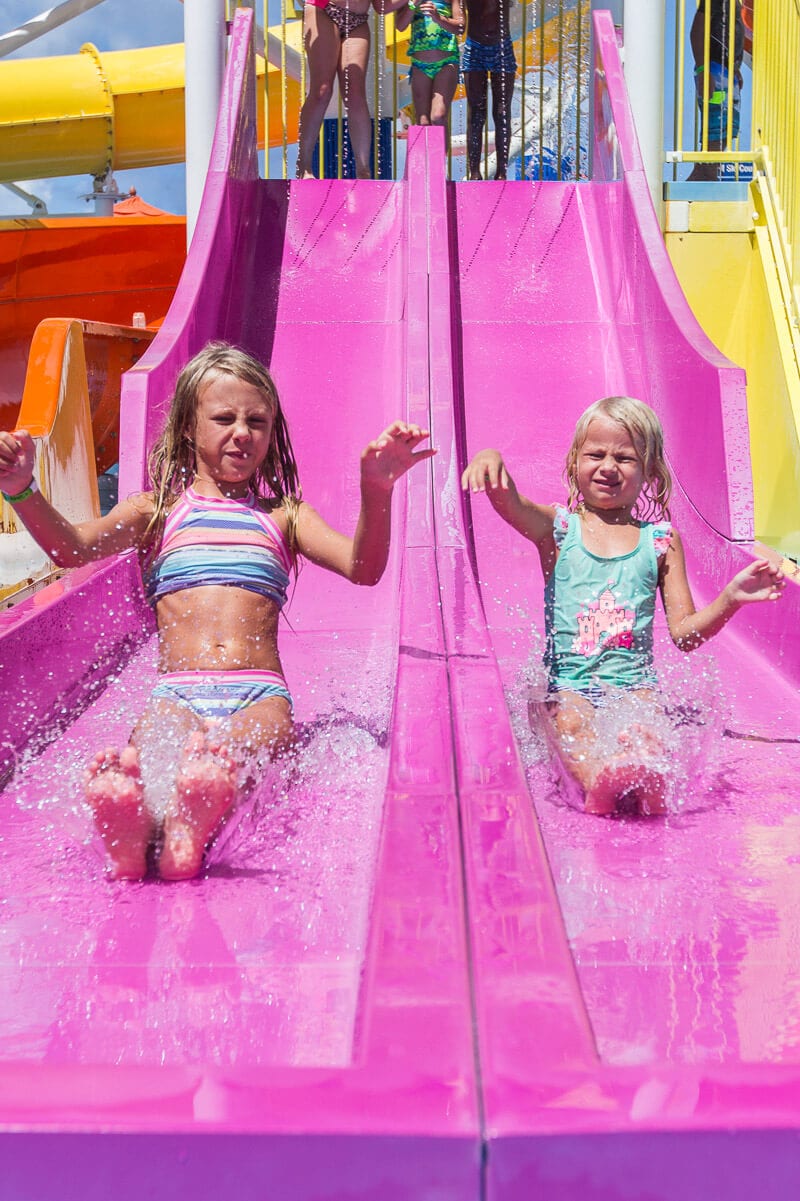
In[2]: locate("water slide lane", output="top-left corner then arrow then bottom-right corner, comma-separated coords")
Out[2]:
0,11 -> 479,1197
446,13 -> 800,1198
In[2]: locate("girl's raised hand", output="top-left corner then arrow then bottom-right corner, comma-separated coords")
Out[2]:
726,558 -> 786,605
0,430 -> 36,497
361,421 -> 437,492
461,449 -> 509,493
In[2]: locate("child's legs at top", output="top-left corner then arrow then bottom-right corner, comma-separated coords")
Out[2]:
337,25 -> 372,178
464,70 -> 488,178
297,6 -> 341,177
410,66 -> 435,126
688,63 -> 741,181
427,63 -> 458,147
490,71 -> 516,179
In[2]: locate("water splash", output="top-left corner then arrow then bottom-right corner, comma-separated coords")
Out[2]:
0,634 -> 394,1068
503,617 -> 729,816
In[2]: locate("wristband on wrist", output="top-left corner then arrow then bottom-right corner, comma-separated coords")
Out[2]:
2,477 -> 38,504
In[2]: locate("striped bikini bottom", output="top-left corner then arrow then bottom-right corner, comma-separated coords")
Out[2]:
151,669 -> 293,721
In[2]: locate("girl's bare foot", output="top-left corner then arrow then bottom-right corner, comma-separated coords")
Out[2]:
84,746 -> 154,880
158,732 -> 237,881
585,755 -> 668,817
616,724 -> 668,815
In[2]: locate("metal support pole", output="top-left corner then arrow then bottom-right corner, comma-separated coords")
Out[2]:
621,0 -> 666,221
0,0 -> 108,58
185,0 -> 227,246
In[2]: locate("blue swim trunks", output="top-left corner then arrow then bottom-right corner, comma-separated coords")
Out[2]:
461,35 -> 517,74
694,60 -> 741,142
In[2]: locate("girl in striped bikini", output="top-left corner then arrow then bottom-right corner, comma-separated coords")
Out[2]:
0,342 -> 435,879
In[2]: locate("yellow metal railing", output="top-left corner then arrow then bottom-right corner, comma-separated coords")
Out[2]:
751,0 -> 800,335
668,0 -> 750,178
666,0 -> 800,339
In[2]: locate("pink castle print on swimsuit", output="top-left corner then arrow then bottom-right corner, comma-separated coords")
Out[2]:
572,585 -> 636,657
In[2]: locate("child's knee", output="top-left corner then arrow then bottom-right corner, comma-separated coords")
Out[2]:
555,705 -> 589,740
307,79 -> 334,107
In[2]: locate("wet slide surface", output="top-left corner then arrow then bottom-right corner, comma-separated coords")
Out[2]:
454,178 -> 800,1070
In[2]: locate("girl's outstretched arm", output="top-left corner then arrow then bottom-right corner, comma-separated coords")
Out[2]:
461,448 -> 555,547
295,421 -> 436,585
660,526 -> 785,650
0,429 -> 151,566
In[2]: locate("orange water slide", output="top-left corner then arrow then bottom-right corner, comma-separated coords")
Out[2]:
0,215 -> 185,602
0,215 -> 185,426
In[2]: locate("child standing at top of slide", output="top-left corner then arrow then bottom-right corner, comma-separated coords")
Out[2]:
296,0 -> 385,180
395,0 -> 465,149
462,396 -> 784,816
0,342 -> 435,880
462,0 -> 517,180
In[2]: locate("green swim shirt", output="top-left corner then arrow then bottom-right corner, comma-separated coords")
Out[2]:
544,505 -> 672,693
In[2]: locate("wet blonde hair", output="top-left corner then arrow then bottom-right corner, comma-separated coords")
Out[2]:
144,341 -> 301,564
564,396 -> 672,521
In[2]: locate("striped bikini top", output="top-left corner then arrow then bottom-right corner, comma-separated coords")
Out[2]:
145,485 -> 292,609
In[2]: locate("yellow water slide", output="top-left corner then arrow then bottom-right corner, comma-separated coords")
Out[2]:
664,1 -> 800,558
0,4 -> 563,182
0,35 -> 302,181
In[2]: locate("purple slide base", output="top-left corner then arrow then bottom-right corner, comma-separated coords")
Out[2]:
1,8 -> 800,1199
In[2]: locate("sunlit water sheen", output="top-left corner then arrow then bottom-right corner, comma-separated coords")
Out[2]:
0,636 -> 392,1069
509,632 -> 728,814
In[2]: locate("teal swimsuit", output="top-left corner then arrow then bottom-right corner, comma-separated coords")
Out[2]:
408,1 -> 459,77
545,505 -> 672,696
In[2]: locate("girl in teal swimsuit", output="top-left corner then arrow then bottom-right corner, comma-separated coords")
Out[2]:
462,396 -> 785,816
0,342 -> 436,880
395,0 -> 464,148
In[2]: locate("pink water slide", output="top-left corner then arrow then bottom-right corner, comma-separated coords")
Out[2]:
1,8 -> 799,1198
